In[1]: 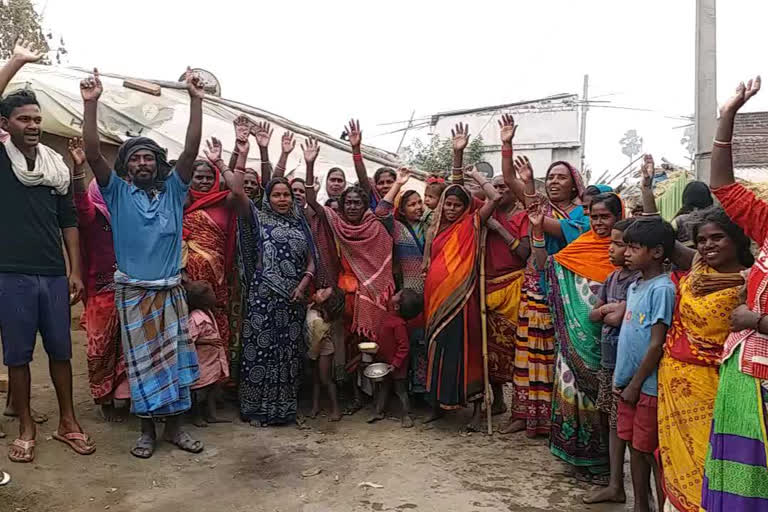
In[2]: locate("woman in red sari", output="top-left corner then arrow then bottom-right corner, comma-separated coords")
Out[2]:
423,167 -> 501,429
183,139 -> 238,349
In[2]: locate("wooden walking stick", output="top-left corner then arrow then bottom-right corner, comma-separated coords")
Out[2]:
479,227 -> 493,435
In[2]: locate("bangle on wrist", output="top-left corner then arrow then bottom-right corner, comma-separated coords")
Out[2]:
524,191 -> 538,198
713,138 -> 732,148
72,173 -> 87,180
501,148 -> 513,158
353,153 -> 363,162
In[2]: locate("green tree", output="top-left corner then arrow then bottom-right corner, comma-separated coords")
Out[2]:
0,0 -> 62,64
401,134 -> 485,177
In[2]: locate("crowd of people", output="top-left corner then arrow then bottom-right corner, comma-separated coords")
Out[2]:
0,40 -> 767,512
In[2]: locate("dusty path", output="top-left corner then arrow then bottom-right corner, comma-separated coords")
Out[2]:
0,311 -> 633,512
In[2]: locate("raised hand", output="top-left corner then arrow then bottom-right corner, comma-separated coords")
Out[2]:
451,123 -> 470,152
250,121 -> 273,149
396,167 -> 411,185
67,137 -> 86,167
346,119 -> 362,148
301,137 -> 320,164
513,155 -> 534,183
720,76 -> 761,116
281,131 -> 296,154
203,137 -> 223,163
527,201 -> 544,228
80,68 -> 103,102
498,114 -> 517,144
184,66 -> 206,100
464,164 -> 482,183
641,154 -> 655,189
233,115 -> 252,143
12,37 -> 44,64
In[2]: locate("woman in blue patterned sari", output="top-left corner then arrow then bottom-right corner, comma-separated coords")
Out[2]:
233,175 -> 316,426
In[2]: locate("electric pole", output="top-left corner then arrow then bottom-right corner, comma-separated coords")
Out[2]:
694,0 -> 717,183
580,74 -> 589,176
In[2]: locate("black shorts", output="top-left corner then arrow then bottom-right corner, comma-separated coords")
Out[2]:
0,273 -> 72,367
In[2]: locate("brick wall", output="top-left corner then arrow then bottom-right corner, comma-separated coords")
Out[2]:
733,112 -> 768,167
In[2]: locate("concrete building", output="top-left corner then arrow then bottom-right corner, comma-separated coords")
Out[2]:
429,93 -> 582,179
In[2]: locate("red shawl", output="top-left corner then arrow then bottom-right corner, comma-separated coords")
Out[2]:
183,164 -> 236,270
325,207 -> 394,341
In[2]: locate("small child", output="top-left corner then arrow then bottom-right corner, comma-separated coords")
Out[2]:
185,280 -> 230,427
367,289 -> 423,428
306,286 -> 345,421
584,218 -> 639,505
614,218 -> 676,512
423,180 -> 446,220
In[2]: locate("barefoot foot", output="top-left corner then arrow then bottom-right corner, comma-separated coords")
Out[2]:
582,486 -> 627,504
498,418 -> 526,434
100,404 -> 124,423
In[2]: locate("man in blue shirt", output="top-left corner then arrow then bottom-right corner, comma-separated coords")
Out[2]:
81,66 -> 205,459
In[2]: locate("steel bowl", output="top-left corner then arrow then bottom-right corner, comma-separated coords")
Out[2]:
363,362 -> 392,382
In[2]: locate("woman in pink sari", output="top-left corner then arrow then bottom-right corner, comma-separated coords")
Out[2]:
70,138 -> 129,422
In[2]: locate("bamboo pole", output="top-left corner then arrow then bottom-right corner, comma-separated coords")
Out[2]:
479,228 -> 493,435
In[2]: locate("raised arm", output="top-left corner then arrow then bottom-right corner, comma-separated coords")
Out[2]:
639,153 -> 695,268
515,156 -> 569,239
68,137 -> 88,194
498,114 -> 525,202
302,137 -> 326,221
0,39 -> 43,95
273,131 -> 295,178
711,77 -> 761,189
219,136 -> 251,218
250,121 -> 274,185
346,119 -> 372,196
467,167 -> 500,224
639,154 -> 658,214
174,68 -> 206,184
229,115 -> 252,171
80,69 -> 111,186
450,123 -> 469,185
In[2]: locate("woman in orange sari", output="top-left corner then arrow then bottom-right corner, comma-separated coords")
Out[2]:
183,142 -> 238,350
423,167 -> 500,428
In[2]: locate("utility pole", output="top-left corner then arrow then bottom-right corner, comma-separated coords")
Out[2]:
580,74 -> 589,177
694,0 -> 717,183
396,110 -> 416,154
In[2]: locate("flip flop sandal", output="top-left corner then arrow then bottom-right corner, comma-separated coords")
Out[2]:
590,473 -> 610,487
166,432 -> 203,454
130,434 -> 156,459
0,470 -> 10,486
8,439 -> 34,463
52,431 -> 96,455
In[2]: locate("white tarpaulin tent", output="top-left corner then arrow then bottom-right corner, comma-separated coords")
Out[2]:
4,63 -> 424,198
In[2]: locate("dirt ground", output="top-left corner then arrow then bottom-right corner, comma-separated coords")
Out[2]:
0,308 -> 635,512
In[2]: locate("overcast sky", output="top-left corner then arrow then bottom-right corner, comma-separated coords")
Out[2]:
36,0 -> 767,183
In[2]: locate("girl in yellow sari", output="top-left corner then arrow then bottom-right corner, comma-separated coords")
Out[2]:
658,207 -> 752,512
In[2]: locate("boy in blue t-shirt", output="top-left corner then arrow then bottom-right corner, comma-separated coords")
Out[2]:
585,217 -> 640,505
614,217 -> 676,512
